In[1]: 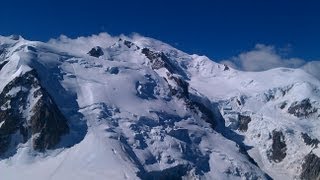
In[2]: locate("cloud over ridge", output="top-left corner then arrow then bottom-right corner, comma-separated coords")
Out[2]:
221,44 -> 306,71
220,43 -> 320,80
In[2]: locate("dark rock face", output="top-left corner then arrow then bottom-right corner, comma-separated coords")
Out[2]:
165,72 -> 215,129
141,48 -> 176,74
223,64 -> 229,71
238,115 -> 251,132
300,153 -> 320,180
279,102 -> 287,109
88,46 -> 104,58
0,48 -> 4,55
166,73 -> 189,99
267,130 -> 287,163
124,40 -> 134,48
172,76 -> 189,99
236,99 -> 242,106
0,70 -> 69,156
107,67 -> 119,74
0,61 -> 8,71
301,133 -> 319,148
31,97 -> 69,151
141,48 -> 189,79
187,101 -> 215,128
117,39 -> 140,50
288,99 -> 317,118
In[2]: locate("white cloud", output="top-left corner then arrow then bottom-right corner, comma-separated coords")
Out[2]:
47,33 -> 119,55
221,44 -> 306,71
302,61 -> 320,80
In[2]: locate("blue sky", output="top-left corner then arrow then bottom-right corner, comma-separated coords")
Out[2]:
1,0 -> 319,62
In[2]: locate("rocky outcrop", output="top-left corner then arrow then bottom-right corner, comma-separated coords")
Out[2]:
123,40 -> 135,48
141,48 -> 182,76
0,48 -> 4,56
187,100 -> 215,128
0,61 -> 8,71
238,115 -> 251,132
166,73 -> 189,99
279,102 -> 287,109
0,70 -> 69,156
300,153 -> 320,180
267,130 -> 287,163
88,46 -> 104,58
30,96 -> 69,151
0,46 -> 8,60
223,64 -> 230,71
106,67 -> 119,74
288,99 -> 317,118
163,69 -> 216,129
301,133 -> 319,148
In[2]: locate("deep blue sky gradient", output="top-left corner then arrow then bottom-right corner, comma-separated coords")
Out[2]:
1,0 -> 319,60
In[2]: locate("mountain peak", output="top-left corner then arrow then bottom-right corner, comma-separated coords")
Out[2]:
0,34 -> 319,180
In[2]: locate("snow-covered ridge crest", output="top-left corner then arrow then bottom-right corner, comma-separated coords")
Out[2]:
0,33 -> 319,180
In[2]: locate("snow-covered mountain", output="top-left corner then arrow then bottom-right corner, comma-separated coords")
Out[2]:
0,34 -> 319,180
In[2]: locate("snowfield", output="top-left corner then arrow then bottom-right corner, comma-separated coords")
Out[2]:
0,34 -> 319,180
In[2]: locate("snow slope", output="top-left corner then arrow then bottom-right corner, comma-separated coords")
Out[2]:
0,34 -> 319,180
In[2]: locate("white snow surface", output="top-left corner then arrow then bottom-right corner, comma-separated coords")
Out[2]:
0,34 -> 319,180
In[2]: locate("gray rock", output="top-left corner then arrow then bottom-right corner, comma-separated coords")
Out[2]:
108,67 -> 119,74
300,153 -> 320,180
31,96 -> 69,151
187,100 -> 215,128
167,74 -> 189,99
124,40 -> 134,48
279,102 -> 287,109
301,133 -> 319,148
223,64 -> 230,71
141,48 -> 189,79
88,46 -> 104,58
0,70 -> 69,156
288,99 -> 317,118
141,48 -> 177,73
0,48 -> 4,56
0,61 -> 8,71
238,115 -> 251,132
267,130 -> 287,163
